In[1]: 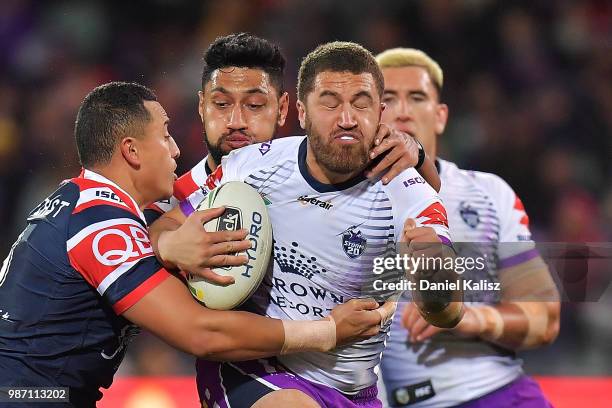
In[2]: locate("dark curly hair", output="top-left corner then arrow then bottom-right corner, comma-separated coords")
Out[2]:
201,33 -> 286,94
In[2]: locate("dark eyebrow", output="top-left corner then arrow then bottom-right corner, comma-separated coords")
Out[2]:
210,87 -> 268,95
319,90 -> 340,98
352,91 -> 373,101
245,88 -> 268,95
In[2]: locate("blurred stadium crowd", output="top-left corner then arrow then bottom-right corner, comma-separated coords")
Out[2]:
1,0 -> 610,377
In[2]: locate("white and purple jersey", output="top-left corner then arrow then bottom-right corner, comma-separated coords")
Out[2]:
181,136 -> 451,394
381,159 -> 538,407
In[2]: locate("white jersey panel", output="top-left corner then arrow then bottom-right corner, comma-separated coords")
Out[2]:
184,136 -> 450,394
381,159 -> 538,407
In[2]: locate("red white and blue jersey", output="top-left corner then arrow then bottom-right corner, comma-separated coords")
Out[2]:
0,169 -> 169,407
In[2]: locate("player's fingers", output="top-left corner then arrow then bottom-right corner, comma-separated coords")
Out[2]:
409,317 -> 430,343
355,298 -> 379,311
370,132 -> 397,159
191,267 -> 235,286
207,253 -> 249,268
367,146 -> 403,181
379,160 -> 405,185
404,218 -> 417,231
364,324 -> 383,336
208,239 -> 252,256
361,309 -> 383,326
194,207 -> 226,224
402,303 -> 420,329
374,123 -> 392,146
207,229 -> 249,243
415,325 -> 442,342
375,301 -> 398,325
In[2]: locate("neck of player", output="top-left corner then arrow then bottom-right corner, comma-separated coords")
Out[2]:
89,163 -> 149,210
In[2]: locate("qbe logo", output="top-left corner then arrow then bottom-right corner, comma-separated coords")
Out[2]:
92,224 -> 153,266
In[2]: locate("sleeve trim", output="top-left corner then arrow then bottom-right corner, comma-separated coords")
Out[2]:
498,248 -> 539,269
113,268 -> 171,314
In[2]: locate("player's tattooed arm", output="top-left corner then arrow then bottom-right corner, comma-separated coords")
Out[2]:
366,124 -> 441,191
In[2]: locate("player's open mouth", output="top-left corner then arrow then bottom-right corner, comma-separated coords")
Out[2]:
333,133 -> 360,144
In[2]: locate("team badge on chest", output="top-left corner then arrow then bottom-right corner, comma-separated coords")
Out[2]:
339,225 -> 367,259
459,201 -> 480,228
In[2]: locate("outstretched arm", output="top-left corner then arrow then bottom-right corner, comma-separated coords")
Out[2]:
402,257 -> 560,350
123,274 -> 385,361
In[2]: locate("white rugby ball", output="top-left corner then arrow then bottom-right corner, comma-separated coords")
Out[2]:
187,181 -> 272,310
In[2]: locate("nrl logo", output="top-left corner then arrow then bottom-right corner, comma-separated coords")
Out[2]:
339,224 -> 367,259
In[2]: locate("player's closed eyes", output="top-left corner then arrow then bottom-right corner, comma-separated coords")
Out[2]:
213,101 -> 231,109
382,96 -> 397,105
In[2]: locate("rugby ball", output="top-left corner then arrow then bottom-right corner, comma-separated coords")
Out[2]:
187,181 -> 272,310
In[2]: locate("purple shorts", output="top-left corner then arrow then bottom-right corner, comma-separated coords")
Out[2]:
196,358 -> 382,408
455,375 -> 553,408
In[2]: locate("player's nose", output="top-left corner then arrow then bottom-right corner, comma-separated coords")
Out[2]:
169,136 -> 180,159
338,104 -> 358,129
227,104 -> 247,129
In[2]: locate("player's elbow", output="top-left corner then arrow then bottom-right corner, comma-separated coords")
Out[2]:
185,317 -> 237,360
541,303 -> 561,346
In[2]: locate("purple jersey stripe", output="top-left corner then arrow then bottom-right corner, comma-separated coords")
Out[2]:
498,248 -> 539,269
179,199 -> 195,217
438,235 -> 452,247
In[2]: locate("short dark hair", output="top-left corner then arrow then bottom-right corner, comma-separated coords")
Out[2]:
201,33 -> 286,94
75,82 -> 157,167
297,41 -> 384,102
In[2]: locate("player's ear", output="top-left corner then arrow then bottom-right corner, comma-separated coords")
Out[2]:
120,137 -> 141,168
277,92 -> 289,127
297,100 -> 306,130
197,91 -> 205,122
435,103 -> 449,135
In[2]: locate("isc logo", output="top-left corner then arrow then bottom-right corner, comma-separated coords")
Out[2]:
95,190 -> 122,203
403,176 -> 426,187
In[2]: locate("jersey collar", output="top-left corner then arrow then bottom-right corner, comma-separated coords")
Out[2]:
80,168 -> 146,223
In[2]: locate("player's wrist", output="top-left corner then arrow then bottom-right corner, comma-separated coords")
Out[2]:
157,230 -> 179,268
280,317 -> 337,354
414,138 -> 426,170
469,305 -> 504,340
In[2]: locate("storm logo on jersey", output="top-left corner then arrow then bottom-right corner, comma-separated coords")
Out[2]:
339,225 -> 367,259
459,201 -> 480,228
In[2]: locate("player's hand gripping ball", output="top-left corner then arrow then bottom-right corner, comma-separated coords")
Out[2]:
187,182 -> 273,310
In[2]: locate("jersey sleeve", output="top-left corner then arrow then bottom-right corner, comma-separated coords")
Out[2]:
177,150 -> 242,217
67,204 -> 170,314
144,197 -> 179,225
384,169 -> 452,246
482,174 -> 538,268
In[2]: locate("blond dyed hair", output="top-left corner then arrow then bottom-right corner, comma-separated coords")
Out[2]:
375,48 -> 443,93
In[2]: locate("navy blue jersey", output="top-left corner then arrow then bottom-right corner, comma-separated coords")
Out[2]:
0,170 -> 169,407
